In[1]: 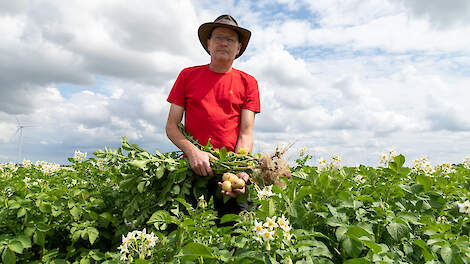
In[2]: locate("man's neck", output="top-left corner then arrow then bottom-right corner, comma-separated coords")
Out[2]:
209,60 -> 233,73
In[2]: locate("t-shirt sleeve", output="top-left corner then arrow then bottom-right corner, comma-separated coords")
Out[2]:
167,69 -> 186,108
242,77 -> 261,113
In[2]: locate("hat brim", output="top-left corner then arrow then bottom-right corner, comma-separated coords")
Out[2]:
198,22 -> 251,59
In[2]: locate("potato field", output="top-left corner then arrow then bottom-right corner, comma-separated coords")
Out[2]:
1,134 -> 470,263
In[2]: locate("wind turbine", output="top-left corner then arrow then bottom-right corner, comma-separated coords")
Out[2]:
14,117 -> 35,163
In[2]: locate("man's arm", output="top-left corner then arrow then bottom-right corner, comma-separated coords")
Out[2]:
166,103 -> 217,176
235,109 -> 256,153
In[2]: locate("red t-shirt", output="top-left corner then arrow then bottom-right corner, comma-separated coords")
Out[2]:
167,64 -> 260,151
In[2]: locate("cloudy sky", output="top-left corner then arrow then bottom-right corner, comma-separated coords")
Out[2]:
1,0 -> 470,166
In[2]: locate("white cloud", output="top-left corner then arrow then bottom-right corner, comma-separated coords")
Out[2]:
396,0 -> 470,29
250,0 -> 470,54
0,119 -> 17,144
331,76 -> 370,102
101,0 -> 199,55
304,0 -> 398,27
1,0 -> 469,166
426,95 -> 470,131
242,44 -> 317,89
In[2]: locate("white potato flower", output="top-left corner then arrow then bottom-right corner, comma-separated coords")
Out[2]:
263,216 -> 279,230
73,151 -> 87,162
253,220 -> 264,234
457,200 -> 470,214
435,162 -> 456,176
317,154 -> 342,172
277,215 -> 290,230
35,161 -> 61,175
411,157 -> 434,177
259,229 -> 275,241
283,232 -> 293,243
22,160 -> 32,168
251,215 -> 295,249
256,185 -> 275,200
23,177 -> 31,184
463,155 -> 470,169
118,228 -> 158,262
354,175 -> 366,184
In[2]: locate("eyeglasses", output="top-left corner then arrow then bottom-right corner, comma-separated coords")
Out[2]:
211,35 -> 238,44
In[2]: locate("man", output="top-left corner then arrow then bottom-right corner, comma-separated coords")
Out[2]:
165,14 -> 260,216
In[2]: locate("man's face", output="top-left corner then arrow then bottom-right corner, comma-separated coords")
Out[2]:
207,27 -> 242,62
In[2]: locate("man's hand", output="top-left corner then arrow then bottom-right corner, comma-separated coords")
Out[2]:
218,172 -> 249,198
187,148 -> 218,177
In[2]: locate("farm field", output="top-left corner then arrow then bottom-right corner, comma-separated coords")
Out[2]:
1,138 -> 469,263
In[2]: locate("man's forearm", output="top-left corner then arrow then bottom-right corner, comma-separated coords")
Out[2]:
235,133 -> 253,153
235,109 -> 256,153
166,122 -> 199,156
166,122 -> 216,176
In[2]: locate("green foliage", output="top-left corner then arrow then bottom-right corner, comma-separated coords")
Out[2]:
1,143 -> 469,263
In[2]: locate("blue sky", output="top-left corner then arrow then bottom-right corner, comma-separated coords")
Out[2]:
1,0 -> 470,167
56,77 -> 113,99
